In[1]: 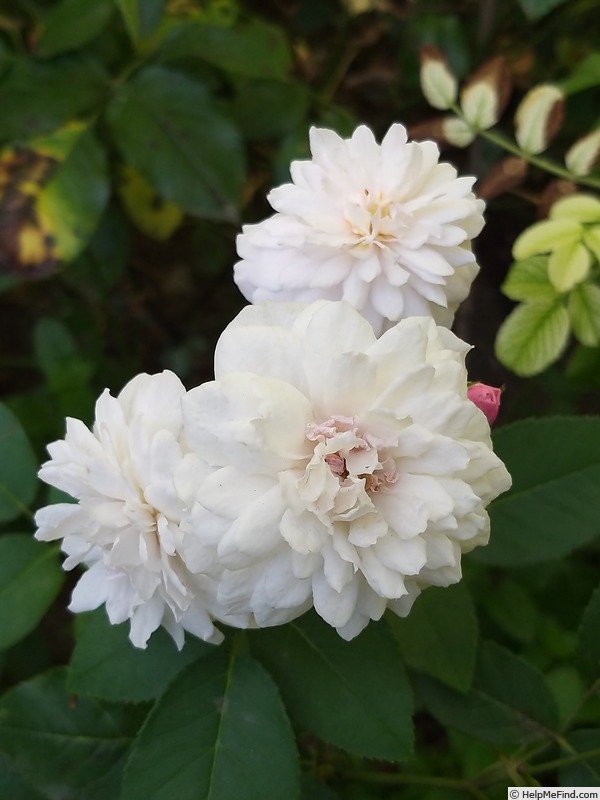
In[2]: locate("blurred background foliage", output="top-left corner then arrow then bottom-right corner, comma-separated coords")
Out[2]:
0,0 -> 600,796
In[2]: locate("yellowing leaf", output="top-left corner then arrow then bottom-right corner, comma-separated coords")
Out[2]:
547,242 -> 591,292
565,128 -> 600,176
495,300 -> 570,376
0,124 -> 108,278
118,165 -> 184,241
514,84 -> 564,155
513,218 -> 582,260
441,116 -> 475,147
419,47 -> 458,111
549,193 -> 600,224
568,283 -> 600,347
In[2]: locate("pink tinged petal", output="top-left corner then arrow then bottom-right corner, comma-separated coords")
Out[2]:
217,485 -> 286,568
312,568 -> 360,629
128,594 -> 166,648
347,514 -> 388,547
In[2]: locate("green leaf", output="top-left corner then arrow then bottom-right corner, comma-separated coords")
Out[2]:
416,640 -> 557,746
0,57 -> 106,143
577,582 -> 600,680
115,0 -> 164,43
501,256 -> 557,303
475,417 -> 600,566
35,0 -> 114,58
251,613 -> 413,762
387,583 -> 478,693
0,668 -> 144,800
69,608 -> 214,702
517,0 -> 569,20
121,649 -> 300,800
0,403 -> 38,523
0,752 -> 46,800
107,66 -> 244,223
302,774 -> 339,800
560,53 -> 600,96
232,80 -> 310,140
559,729 -> 600,787
495,299 -> 570,376
157,18 -> 292,80
568,283 -> 600,347
0,535 -> 64,651
482,579 -> 539,644
34,317 -> 95,418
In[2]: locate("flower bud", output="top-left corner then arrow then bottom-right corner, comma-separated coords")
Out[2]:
467,383 -> 502,424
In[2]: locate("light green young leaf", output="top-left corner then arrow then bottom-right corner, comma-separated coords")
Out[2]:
475,417 -> 600,566
495,299 -> 570,376
568,283 -> 600,347
416,640 -> 558,746
419,46 -> 458,110
560,53 -> 600,95
514,83 -> 564,154
548,241 -> 591,292
251,613 -> 413,762
0,536 -> 64,651
69,608 -> 213,702
565,129 -> 600,176
513,218 -> 582,259
501,256 -> 558,302
550,193 -> 600,223
0,668 -> 143,800
583,226 -> 600,262
121,650 -> 300,800
387,583 -> 478,693
0,404 -> 38,523
441,116 -> 475,147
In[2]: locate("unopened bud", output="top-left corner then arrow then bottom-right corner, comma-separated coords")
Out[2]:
467,383 -> 502,424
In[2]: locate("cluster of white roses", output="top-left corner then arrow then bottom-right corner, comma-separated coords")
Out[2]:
35,124 -> 511,649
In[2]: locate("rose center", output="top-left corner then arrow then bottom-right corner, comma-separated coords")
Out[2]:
306,415 -> 398,494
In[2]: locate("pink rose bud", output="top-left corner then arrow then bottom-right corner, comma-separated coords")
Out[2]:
467,383 -> 502,425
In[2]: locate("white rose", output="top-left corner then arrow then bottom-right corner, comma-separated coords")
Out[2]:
183,301 -> 511,640
234,124 -> 485,335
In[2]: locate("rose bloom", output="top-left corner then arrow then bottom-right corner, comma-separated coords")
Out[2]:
234,124 -> 485,335
35,371 -> 246,649
182,301 -> 511,639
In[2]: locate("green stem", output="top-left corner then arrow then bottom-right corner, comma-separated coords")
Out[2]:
448,105 -> 600,192
529,745 -> 600,775
343,769 -> 486,799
